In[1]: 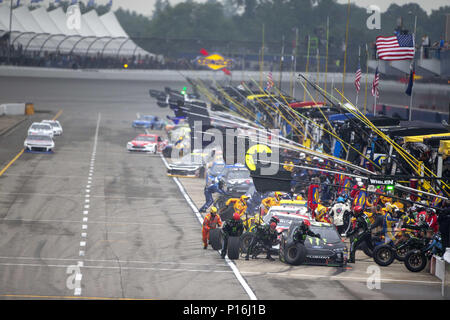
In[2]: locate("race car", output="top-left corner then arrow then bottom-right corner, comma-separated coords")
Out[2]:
218,164 -> 254,196
28,122 -> 54,138
132,115 -> 165,130
24,134 -> 55,153
167,149 -> 215,178
42,120 -> 63,136
279,221 -> 348,267
263,207 -> 311,234
127,134 -> 163,153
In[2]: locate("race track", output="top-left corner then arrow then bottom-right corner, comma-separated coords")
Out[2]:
0,76 -> 445,300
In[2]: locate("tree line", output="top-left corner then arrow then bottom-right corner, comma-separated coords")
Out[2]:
46,1 -> 450,72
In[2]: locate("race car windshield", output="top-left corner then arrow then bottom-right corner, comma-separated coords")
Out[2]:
227,170 -> 250,179
210,163 -> 225,175
28,135 -> 52,141
275,216 -> 302,228
264,213 -> 302,227
32,125 -> 51,130
136,136 -> 156,142
310,226 -> 341,243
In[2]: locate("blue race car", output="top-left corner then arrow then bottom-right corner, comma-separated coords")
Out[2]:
132,115 -> 165,130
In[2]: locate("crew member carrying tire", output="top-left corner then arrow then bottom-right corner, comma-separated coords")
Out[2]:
220,212 -> 245,259
202,207 -> 223,249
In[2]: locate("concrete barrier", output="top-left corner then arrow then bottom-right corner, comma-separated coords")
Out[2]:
0,103 -> 25,115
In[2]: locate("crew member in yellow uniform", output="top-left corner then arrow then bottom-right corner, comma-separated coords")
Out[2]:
261,192 -> 283,215
225,195 -> 249,217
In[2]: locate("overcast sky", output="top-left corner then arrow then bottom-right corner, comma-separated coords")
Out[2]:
38,1 -> 449,17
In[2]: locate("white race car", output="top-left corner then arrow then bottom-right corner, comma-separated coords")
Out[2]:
28,122 -> 54,138
42,120 -> 63,136
24,134 -> 55,153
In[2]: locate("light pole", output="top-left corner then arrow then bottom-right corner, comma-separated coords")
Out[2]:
8,0 -> 13,64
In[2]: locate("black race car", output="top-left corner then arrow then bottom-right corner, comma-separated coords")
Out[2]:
279,221 -> 348,267
218,164 -> 254,197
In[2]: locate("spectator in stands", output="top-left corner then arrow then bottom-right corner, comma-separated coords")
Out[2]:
422,35 -> 430,59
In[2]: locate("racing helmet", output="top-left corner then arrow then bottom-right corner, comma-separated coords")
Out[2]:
418,214 -> 426,223
269,216 -> 280,225
274,192 -> 283,201
336,197 -> 345,203
299,153 -> 306,160
233,212 -> 241,221
299,219 -> 311,231
353,205 -> 363,215
210,207 -> 218,215
270,222 -> 277,230
240,195 -> 250,203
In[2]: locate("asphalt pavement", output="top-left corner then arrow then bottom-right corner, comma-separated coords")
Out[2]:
0,76 -> 446,300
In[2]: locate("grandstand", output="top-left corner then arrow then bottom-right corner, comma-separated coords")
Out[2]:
0,4 -> 154,58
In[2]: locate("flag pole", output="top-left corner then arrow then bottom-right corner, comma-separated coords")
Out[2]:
373,62 -> 378,115
316,47 -> 320,102
355,46 -> 360,109
324,16 -> 329,95
292,27 -> 299,98
279,35 -> 285,90
260,23 -> 265,89
341,0 -> 351,103
363,43 -> 369,114
303,34 -> 310,101
408,15 -> 417,121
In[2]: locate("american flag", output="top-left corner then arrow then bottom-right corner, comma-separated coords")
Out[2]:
371,67 -> 380,97
266,72 -> 274,90
376,34 -> 415,61
354,62 -> 362,93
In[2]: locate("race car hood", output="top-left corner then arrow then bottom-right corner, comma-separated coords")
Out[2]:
133,120 -> 151,125
130,140 -> 156,147
169,163 -> 203,170
226,179 -> 252,185
25,138 -> 53,146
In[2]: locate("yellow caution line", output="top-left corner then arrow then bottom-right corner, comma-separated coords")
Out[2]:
0,294 -> 153,300
52,109 -> 63,121
0,149 -> 25,177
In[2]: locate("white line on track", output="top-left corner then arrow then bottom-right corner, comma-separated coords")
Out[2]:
159,154 -> 258,300
0,261 -> 439,286
74,113 -> 100,296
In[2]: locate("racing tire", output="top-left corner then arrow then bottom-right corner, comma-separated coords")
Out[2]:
404,251 -> 427,272
227,236 -> 240,260
359,241 -> 373,258
394,246 -> 410,262
209,228 -> 222,251
284,242 -> 307,266
240,232 -> 254,254
218,206 -> 234,222
213,196 -> 228,210
373,244 -> 396,267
